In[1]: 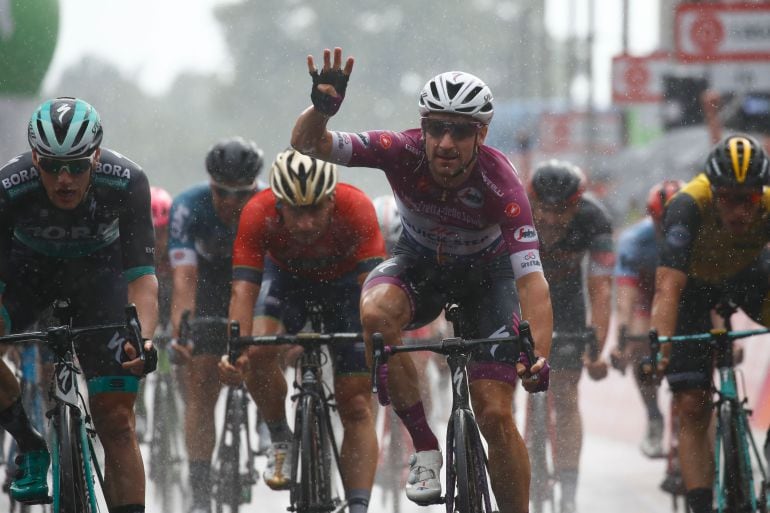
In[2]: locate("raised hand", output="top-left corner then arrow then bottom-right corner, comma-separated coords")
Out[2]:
307,47 -> 355,116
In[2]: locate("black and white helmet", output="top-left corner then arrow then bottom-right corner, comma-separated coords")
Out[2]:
270,149 -> 338,206
418,71 -> 494,124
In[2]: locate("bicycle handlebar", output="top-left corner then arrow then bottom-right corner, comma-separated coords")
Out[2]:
642,327 -> 770,380
0,304 -> 144,361
371,320 -> 540,396
226,320 -> 363,365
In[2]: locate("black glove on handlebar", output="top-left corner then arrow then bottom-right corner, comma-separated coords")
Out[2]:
142,339 -> 158,375
310,68 -> 349,116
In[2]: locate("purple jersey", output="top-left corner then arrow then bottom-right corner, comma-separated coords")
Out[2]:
328,128 -> 542,279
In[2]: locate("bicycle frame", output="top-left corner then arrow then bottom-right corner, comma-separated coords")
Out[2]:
650,323 -> 770,513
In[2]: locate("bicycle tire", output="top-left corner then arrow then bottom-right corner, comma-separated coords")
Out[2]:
213,387 -> 245,513
295,393 -> 333,512
53,405 -> 94,513
454,409 -> 488,513
719,401 -> 751,513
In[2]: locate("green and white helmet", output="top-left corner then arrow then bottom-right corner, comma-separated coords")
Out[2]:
28,97 -> 103,158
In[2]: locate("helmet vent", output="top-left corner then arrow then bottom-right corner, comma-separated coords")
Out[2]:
35,119 -> 50,148
72,122 -> 89,151
465,85 -> 483,102
445,81 -> 462,100
430,81 -> 440,99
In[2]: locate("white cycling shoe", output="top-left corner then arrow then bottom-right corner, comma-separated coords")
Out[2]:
406,449 -> 443,504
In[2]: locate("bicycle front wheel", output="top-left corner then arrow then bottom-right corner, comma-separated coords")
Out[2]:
53,405 -> 96,513
294,393 -> 333,512
719,401 -> 751,513
453,409 -> 490,513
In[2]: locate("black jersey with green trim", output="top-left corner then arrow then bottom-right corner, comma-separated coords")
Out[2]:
0,149 -> 156,287
659,173 -> 770,284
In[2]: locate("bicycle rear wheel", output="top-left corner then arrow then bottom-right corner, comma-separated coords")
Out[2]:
53,405 -> 96,513
294,393 -> 333,512
453,409 -> 491,513
719,401 -> 751,513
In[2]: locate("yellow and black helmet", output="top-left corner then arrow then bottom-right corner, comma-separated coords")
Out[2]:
705,134 -> 769,188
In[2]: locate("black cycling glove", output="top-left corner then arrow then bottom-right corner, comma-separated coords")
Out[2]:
310,68 -> 349,116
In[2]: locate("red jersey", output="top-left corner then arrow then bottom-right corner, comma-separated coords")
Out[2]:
232,183 -> 386,283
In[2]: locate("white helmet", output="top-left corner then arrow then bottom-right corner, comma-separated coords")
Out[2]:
418,71 -> 494,124
270,149 -> 338,206
372,194 -> 402,251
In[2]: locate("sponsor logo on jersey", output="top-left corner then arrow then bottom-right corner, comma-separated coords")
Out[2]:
513,225 -> 538,243
355,133 -> 370,148
480,171 -> 505,197
504,202 -> 521,217
458,187 -> 483,208
379,134 -> 392,150
94,161 -> 131,179
25,221 -> 118,241
405,144 -> 421,156
1,166 -> 39,190
417,176 -> 431,193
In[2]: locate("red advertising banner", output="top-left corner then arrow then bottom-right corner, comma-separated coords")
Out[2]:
676,2 -> 770,62
612,52 -> 672,104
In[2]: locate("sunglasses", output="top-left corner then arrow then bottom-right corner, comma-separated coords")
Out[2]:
211,182 -> 256,199
421,118 -> 483,140
713,189 -> 762,205
37,156 -> 93,176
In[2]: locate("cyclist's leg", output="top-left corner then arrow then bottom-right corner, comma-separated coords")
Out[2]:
333,375 -> 377,511
470,380 -> 526,513
666,282 -> 717,513
243,259 -> 308,490
324,274 -> 377,512
361,255 -> 444,503
627,311 -> 665,456
547,286 -> 588,512
464,256 -> 526,513
1,260 -> 59,502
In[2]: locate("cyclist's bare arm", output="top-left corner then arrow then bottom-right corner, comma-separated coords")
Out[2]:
517,271 -> 553,366
650,266 -> 687,365
171,264 -> 197,338
587,274 -> 612,351
614,281 -> 639,332
290,47 -> 354,158
128,273 -> 159,340
228,279 -> 260,337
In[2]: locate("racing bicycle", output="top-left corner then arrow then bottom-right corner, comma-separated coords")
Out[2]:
228,301 -> 356,513
647,301 -> 770,513
372,303 -> 540,513
0,299 -> 147,513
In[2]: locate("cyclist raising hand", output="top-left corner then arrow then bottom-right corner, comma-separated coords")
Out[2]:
292,47 -> 552,513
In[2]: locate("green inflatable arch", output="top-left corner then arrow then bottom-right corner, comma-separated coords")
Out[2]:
0,0 -> 59,96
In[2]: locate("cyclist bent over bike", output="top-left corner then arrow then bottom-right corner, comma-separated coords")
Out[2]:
168,137 -> 265,513
220,149 -> 385,513
651,134 -> 770,513
290,47 -> 552,513
0,97 -> 158,513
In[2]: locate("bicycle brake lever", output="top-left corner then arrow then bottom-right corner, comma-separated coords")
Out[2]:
124,304 -> 144,361
228,321 -> 241,365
